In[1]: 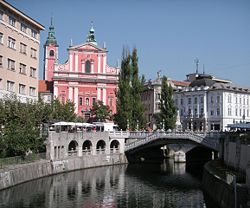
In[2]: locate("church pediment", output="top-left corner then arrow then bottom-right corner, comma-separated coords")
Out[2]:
70,43 -> 106,53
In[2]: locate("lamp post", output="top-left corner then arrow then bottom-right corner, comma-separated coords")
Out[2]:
162,119 -> 165,131
127,119 -> 129,131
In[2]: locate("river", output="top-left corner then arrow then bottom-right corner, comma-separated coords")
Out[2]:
0,160 -> 217,208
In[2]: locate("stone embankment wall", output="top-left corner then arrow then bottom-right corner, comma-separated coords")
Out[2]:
202,161 -> 248,208
0,153 -> 127,191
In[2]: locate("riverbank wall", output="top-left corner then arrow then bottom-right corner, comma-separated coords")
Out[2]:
0,153 -> 127,191
202,160 -> 248,208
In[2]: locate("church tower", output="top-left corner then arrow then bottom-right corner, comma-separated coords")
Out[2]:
43,18 -> 58,81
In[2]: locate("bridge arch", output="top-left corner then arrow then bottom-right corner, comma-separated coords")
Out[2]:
96,140 -> 106,154
110,140 -> 120,153
82,140 -> 92,155
186,146 -> 214,163
68,140 -> 78,156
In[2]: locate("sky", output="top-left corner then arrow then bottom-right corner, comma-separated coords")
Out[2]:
8,0 -> 250,87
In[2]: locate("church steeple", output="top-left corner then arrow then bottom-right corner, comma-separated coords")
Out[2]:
86,21 -> 97,45
45,17 -> 58,46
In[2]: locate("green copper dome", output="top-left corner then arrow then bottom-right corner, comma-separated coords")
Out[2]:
45,18 -> 58,46
86,22 -> 97,45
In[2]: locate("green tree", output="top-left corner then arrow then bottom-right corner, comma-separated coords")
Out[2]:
115,48 -> 132,130
90,100 -> 113,122
155,76 -> 177,130
130,48 -> 146,130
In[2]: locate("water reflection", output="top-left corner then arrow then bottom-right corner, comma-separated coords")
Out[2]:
0,160 -> 209,208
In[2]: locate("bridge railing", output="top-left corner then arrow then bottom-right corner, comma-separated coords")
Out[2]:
125,131 -> 221,151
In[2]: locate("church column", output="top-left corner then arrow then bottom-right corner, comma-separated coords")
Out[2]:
54,84 -> 58,98
97,87 -> 101,100
102,54 -> 106,74
69,87 -> 73,101
69,53 -> 73,72
81,60 -> 85,73
75,53 -> 78,72
98,54 -> 101,73
74,87 -> 78,114
103,88 -> 106,105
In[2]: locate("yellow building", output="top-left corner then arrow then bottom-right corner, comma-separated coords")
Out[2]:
0,0 -> 44,101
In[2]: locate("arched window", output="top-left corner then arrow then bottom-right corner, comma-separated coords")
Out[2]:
86,98 -> 89,106
85,60 -> 91,73
49,50 -> 54,57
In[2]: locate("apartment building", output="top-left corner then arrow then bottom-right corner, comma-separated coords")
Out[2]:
0,0 -> 44,102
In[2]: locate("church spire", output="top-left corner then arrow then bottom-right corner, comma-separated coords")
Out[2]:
45,17 -> 58,46
86,21 -> 97,45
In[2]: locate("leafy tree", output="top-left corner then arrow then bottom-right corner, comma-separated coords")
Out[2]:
155,76 -> 177,130
115,48 -> 133,130
130,48 -> 146,130
90,100 -> 113,122
115,47 -> 146,130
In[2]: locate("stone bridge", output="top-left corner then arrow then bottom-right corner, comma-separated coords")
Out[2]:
125,131 -> 221,163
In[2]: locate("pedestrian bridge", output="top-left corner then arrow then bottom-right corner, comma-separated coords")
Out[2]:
124,131 -> 221,163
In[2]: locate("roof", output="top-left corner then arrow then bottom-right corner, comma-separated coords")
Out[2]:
1,0 -> 45,30
190,78 -> 215,87
171,80 -> 190,87
38,80 -> 53,93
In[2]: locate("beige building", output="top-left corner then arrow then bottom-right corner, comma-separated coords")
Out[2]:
0,0 -> 44,102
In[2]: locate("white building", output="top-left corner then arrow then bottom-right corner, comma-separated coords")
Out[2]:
174,73 -> 250,131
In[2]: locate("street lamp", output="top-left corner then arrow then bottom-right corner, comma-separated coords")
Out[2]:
162,119 -> 165,131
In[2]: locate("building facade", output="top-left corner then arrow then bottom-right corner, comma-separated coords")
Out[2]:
174,73 -> 250,131
141,72 -> 190,130
43,22 -> 119,118
0,0 -> 44,101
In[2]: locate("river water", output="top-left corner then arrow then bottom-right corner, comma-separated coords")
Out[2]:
0,160 -> 216,208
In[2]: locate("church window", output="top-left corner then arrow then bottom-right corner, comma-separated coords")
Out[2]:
79,97 -> 83,106
49,50 -> 54,57
86,98 -> 89,106
85,60 -> 91,73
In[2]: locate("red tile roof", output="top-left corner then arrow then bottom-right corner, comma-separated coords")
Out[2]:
171,80 -> 190,87
38,80 -> 53,93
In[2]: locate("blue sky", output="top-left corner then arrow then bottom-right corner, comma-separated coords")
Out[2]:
8,0 -> 250,87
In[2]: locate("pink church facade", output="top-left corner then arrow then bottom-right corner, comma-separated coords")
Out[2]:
43,22 -> 119,118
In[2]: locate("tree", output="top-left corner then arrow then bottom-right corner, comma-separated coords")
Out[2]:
130,48 -> 146,130
115,48 -> 132,130
155,76 -> 177,130
90,100 -> 113,122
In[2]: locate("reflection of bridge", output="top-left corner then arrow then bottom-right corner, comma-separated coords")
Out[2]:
125,131 -> 221,163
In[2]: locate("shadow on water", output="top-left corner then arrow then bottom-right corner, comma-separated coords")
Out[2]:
0,160 -> 219,208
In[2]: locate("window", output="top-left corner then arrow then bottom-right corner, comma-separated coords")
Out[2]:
239,98 -> 242,104
19,63 -> 26,74
9,16 -> 15,27
21,23 -> 27,33
31,29 -> 37,38
30,67 -> 36,78
29,87 -> 36,96
79,97 -> 83,106
109,98 -> 113,107
211,110 -> 214,116
228,94 -> 232,103
200,97 -> 204,103
243,98 -> 245,105
247,109 -> 249,117
217,96 -> 220,103
7,59 -> 15,70
239,109 -> 242,116
236,108 -> 238,116
20,43 -> 27,54
0,56 -> 2,68
228,108 -> 232,116
0,33 -> 3,44
92,97 -> 96,104
236,97 -> 238,104
85,60 -> 91,73
210,96 -> 214,103
217,108 -> 220,116
188,108 -> 192,115
180,109 -> 183,116
19,84 -> 26,94
194,97 -> 197,104
180,98 -> 183,105
8,37 -> 16,49
49,50 -> 54,57
86,98 -> 89,106
200,108 -> 204,116
7,80 -> 14,92
247,98 -> 249,105
194,108 -> 197,116
188,98 -> 191,104
31,48 -> 37,58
